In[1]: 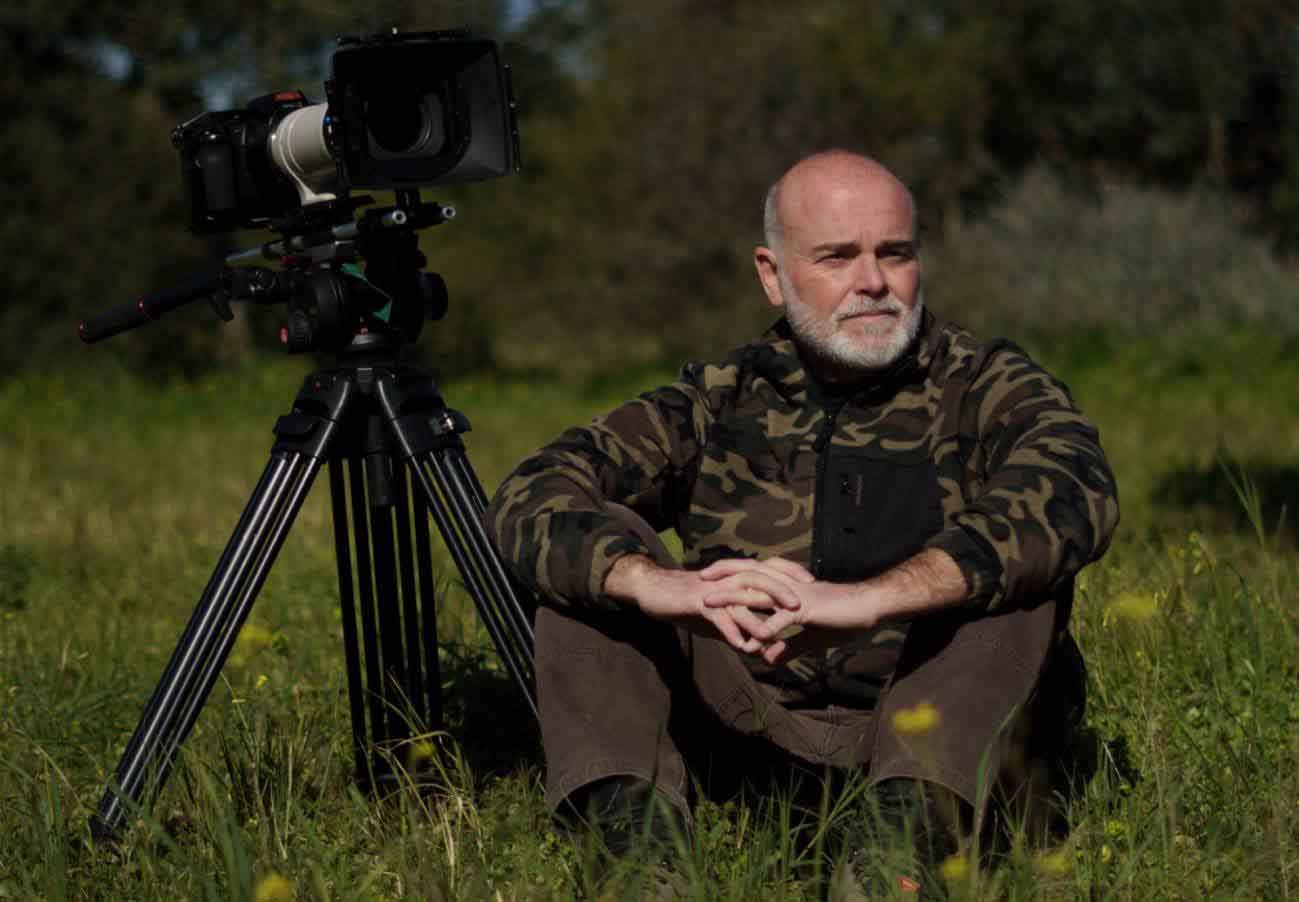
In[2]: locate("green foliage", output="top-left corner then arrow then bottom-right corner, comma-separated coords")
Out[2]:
925,167 -> 1299,342
8,1 -> 1296,380
0,0 -> 514,379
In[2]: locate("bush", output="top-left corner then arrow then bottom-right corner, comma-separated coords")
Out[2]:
924,168 -> 1299,341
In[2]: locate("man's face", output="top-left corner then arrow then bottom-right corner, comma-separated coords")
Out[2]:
756,160 -> 923,374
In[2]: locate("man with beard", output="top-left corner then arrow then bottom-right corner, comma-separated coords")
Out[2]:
486,151 -> 1119,896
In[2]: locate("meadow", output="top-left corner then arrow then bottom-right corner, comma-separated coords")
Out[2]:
1,322 -> 1297,900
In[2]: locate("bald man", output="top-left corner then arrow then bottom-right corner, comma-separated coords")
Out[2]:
487,151 -> 1118,894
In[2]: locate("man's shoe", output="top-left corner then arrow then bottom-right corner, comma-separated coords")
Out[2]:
830,849 -> 927,901
565,774 -> 682,857
830,778 -> 962,900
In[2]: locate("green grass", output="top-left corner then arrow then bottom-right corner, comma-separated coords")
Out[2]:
1,329 -> 1297,899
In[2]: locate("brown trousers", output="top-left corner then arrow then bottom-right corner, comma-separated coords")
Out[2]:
536,505 -> 1083,833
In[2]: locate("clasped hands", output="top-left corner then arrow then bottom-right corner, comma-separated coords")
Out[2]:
605,554 -> 879,665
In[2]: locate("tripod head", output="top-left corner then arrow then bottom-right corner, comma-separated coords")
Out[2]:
78,189 -> 453,357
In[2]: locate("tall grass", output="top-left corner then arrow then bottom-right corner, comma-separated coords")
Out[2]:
2,328 -> 1296,898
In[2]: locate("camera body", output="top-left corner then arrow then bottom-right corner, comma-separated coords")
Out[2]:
172,30 -> 519,234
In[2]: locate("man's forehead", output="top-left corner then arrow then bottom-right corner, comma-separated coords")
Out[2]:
780,180 -> 915,245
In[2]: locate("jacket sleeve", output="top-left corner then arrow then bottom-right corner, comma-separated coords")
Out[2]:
924,345 -> 1119,612
485,366 -> 713,609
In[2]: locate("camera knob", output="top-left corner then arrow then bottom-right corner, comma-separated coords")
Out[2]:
422,272 -> 448,321
283,309 -> 315,353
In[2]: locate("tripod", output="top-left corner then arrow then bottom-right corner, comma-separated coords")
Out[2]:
79,194 -> 537,841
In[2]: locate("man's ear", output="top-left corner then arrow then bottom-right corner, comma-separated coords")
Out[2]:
754,246 -> 785,308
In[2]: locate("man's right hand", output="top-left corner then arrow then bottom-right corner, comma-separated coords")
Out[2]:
603,554 -> 805,654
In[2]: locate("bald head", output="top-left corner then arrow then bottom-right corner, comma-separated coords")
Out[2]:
753,150 -> 924,377
763,151 -> 916,254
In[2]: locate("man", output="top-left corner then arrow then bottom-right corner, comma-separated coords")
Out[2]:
487,151 -> 1118,894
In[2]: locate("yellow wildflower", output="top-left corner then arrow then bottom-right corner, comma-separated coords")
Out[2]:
1035,850 -> 1071,876
892,702 -> 940,736
1107,591 -> 1157,624
406,739 -> 435,769
253,872 -> 293,902
938,853 -> 969,882
236,623 -> 275,655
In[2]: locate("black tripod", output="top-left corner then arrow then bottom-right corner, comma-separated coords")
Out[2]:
79,193 -> 537,841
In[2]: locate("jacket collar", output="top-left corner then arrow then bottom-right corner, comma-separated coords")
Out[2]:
751,308 -> 940,407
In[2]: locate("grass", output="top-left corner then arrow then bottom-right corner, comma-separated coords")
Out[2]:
1,327 -> 1297,900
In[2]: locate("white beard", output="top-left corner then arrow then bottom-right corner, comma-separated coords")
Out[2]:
780,271 -> 924,372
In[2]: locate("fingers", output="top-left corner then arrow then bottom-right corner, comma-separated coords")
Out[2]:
761,626 -> 836,665
760,640 -> 788,666
758,557 -> 816,583
725,605 -> 776,643
753,607 -> 800,640
711,606 -> 799,652
701,571 -> 803,611
699,556 -> 816,584
704,607 -> 763,654
702,584 -> 779,613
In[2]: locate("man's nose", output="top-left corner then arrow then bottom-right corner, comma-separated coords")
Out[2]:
852,254 -> 888,298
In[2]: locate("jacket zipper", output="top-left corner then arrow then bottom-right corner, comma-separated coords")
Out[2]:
810,402 -> 843,579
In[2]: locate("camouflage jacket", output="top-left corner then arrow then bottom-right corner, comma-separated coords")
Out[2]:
487,311 -> 1119,705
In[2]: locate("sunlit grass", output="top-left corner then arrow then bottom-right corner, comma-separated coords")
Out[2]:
1,332 -> 1297,898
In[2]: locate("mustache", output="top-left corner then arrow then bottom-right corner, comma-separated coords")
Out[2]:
833,296 -> 906,321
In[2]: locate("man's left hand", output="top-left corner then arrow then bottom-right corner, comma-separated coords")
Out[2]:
698,549 -> 968,665
697,557 -> 881,665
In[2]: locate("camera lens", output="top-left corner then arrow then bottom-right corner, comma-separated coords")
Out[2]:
366,92 -> 446,155
367,95 -> 422,152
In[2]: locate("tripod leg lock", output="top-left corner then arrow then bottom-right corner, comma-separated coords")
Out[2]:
429,409 -> 472,437
271,375 -> 356,458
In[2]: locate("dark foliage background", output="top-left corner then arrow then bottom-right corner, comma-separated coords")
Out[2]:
3,0 -> 1296,379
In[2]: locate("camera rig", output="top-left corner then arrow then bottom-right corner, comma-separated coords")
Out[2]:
78,30 -> 537,843
80,191 -> 456,354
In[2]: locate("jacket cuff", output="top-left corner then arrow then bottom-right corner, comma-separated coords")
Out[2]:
583,533 -> 653,611
925,525 -> 1004,609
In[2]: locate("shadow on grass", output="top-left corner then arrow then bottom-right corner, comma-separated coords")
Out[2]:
437,640 -> 543,779
1152,460 -> 1299,543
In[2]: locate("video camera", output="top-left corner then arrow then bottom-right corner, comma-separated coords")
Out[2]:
78,29 -> 519,354
172,29 -> 520,232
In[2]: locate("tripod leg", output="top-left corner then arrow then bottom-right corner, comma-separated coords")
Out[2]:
410,482 -> 443,734
330,458 -> 370,787
363,441 -> 411,741
343,455 -> 390,769
391,464 -> 432,731
91,450 -> 324,839
91,375 -> 353,841
333,434 -> 443,790
427,445 -> 536,650
374,375 -> 537,719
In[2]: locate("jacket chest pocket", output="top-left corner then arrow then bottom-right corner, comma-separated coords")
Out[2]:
815,447 -> 944,582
